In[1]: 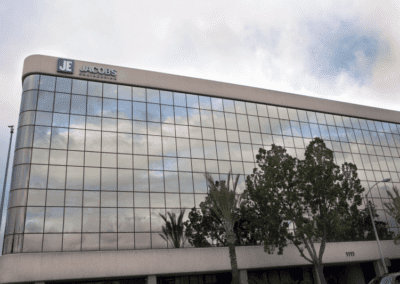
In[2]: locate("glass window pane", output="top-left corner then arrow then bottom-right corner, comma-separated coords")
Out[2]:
82,233 -> 99,251
54,93 -> 71,113
62,233 -> 81,251
185,108 -> 200,126
20,90 -> 38,112
187,94 -> 199,108
46,190 -> 65,206
84,167 -> 100,190
70,95 -> 86,115
56,77 -> 72,93
23,234 -> 43,252
235,101 -> 246,114
175,107 -> 188,125
132,87 -> 146,102
64,208 -> 82,232
101,191 -> 117,207
31,148 -> 49,164
179,172 -> 194,193
52,113 -> 69,127
270,119 -> 282,135
18,111 -> 36,127
12,165 -> 30,189
67,151 -> 83,166
29,165 -> 48,188
25,207 -> 45,233
132,170 -> 147,191
88,81 -> 102,97
118,85 -> 131,100
50,128 -> 68,149
165,193 -> 180,208
101,208 -> 117,232
35,111 -> 52,126
201,110 -> 213,128
160,90 -> 173,105
23,74 -> 40,92
103,98 -> 117,118
87,97 -> 102,116
198,96 -> 211,110
68,129 -> 85,151
135,209 -> 150,232
27,189 -> 46,206
65,191 -> 82,207
118,208 -> 134,232
84,191 -> 100,207
83,208 -> 100,233
33,126 -> 51,148
72,79 -> 87,95
102,132 -> 117,152
103,83 -> 117,99
48,166 -> 66,189
145,89 -> 159,104
132,102 -> 147,121
102,168 -> 117,191
134,192 -> 149,207
43,234 -> 62,252
44,207 -> 64,233
164,171 -> 179,192
39,75 -> 56,91
147,104 -> 160,122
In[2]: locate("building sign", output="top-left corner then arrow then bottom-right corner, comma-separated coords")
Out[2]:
79,65 -> 117,80
57,58 -> 74,74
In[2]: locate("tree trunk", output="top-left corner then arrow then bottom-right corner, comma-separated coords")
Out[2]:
314,263 -> 327,284
227,232 -> 241,284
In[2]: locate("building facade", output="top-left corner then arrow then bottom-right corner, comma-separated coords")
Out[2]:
1,54 -> 400,284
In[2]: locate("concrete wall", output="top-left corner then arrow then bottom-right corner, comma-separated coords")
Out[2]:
22,55 -> 400,124
0,240 -> 398,283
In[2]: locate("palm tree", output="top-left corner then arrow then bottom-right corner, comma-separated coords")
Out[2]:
206,171 -> 242,284
159,209 -> 187,248
384,186 -> 400,244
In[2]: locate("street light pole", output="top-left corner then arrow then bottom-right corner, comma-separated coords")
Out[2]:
365,178 -> 391,275
0,126 -> 14,232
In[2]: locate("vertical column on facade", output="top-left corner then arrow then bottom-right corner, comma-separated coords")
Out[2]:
147,275 -> 157,284
279,270 -> 291,283
373,260 -> 386,277
239,269 -> 248,284
345,264 -> 366,284
302,267 -> 313,284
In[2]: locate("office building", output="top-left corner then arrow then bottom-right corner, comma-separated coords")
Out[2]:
1,54 -> 400,283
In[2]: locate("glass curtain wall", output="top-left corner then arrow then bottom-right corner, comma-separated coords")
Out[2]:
3,74 -> 400,253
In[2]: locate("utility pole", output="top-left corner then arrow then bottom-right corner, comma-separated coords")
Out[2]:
0,126 -> 14,232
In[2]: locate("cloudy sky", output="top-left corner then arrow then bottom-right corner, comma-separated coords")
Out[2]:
0,0 -> 400,244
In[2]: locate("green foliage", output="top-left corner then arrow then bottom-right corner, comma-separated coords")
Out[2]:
384,187 -> 400,244
332,200 -> 394,242
159,209 -> 187,248
184,192 -> 262,247
245,138 -> 365,284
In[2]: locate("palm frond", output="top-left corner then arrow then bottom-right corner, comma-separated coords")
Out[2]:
159,209 -> 187,248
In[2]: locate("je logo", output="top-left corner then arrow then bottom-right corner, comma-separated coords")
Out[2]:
57,58 -> 74,73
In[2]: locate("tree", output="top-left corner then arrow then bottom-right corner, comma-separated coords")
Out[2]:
245,138 -> 364,284
184,194 -> 262,248
206,172 -> 243,284
384,187 -> 400,244
159,209 -> 187,248
333,200 -> 394,242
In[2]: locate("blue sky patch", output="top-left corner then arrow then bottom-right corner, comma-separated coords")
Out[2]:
305,18 -> 386,85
